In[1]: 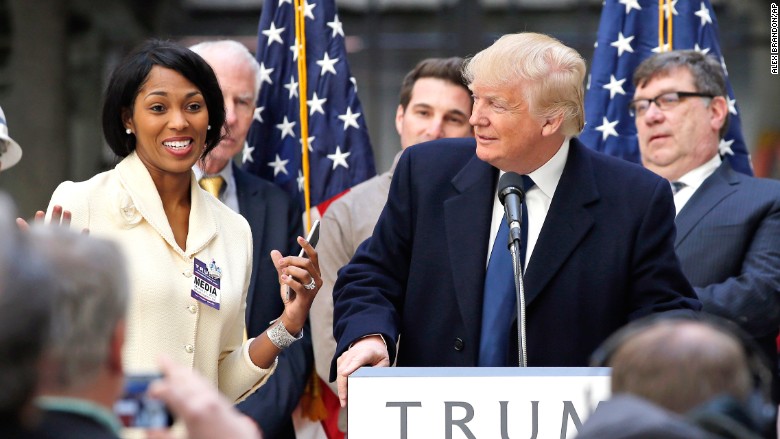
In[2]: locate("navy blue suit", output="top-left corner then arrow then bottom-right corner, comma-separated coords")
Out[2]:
232,164 -> 311,439
331,138 -> 700,376
675,160 -> 780,372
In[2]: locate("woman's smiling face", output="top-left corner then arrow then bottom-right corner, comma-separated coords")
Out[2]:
124,65 -> 210,177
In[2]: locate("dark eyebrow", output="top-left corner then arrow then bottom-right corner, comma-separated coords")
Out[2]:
145,90 -> 202,99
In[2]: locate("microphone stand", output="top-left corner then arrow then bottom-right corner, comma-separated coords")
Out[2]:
508,223 -> 527,368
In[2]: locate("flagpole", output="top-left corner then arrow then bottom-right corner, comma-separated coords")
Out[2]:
295,0 -> 313,232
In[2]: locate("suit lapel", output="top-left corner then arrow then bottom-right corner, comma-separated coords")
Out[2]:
233,163 -> 268,314
444,155 -> 495,349
523,140 -> 598,305
674,161 -> 739,248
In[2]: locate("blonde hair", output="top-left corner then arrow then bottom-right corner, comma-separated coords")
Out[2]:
463,33 -> 586,136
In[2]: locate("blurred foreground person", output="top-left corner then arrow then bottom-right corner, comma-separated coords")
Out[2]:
579,316 -> 775,439
0,194 -> 55,437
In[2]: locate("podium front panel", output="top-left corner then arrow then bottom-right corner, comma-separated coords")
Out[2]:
348,367 -> 610,438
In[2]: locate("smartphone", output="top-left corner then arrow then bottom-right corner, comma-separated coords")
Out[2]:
113,374 -> 174,429
298,219 -> 321,257
286,220 -> 321,301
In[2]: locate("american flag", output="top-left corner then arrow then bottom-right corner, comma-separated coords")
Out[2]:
580,0 -> 752,175
243,0 -> 376,210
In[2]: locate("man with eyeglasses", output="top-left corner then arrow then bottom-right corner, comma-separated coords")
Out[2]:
632,50 -> 780,400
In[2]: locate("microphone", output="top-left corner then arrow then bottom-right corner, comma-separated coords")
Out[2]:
497,171 -> 529,367
498,172 -> 526,246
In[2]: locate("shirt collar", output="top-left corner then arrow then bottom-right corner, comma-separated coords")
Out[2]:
497,137 -> 569,198
193,160 -> 235,184
527,137 -> 569,199
676,154 -> 722,192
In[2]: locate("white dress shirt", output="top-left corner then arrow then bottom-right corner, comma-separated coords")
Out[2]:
486,138 -> 570,271
672,154 -> 721,214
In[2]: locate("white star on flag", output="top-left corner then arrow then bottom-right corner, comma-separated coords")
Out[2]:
242,142 -> 255,163
327,15 -> 344,38
308,93 -> 327,116
300,136 -> 315,152
253,107 -> 264,123
693,44 -> 710,55
602,75 -> 627,99
327,146 -> 351,170
694,2 -> 712,26
299,0 -> 316,20
317,52 -> 339,76
663,0 -> 678,18
338,107 -> 361,130
262,22 -> 285,46
350,77 -> 358,92
297,170 -> 305,191
595,117 -> 619,141
610,32 -> 635,57
618,0 -> 641,14
259,63 -> 274,85
719,138 -> 735,156
652,43 -> 672,53
727,97 -> 738,115
720,56 -> 729,76
268,154 -> 289,176
284,76 -> 299,99
278,0 -> 291,5
290,38 -> 302,61
276,116 -> 296,139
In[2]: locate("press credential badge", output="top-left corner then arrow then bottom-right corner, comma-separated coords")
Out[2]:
192,258 -> 222,310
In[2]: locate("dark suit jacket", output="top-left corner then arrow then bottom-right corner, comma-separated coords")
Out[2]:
675,160 -> 780,372
331,137 -> 700,376
34,409 -> 119,439
232,164 -> 311,439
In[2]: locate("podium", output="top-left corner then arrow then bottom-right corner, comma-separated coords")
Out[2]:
348,367 -> 611,438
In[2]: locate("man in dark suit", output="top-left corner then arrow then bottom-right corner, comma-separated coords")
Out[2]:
331,32 -> 701,405
632,50 -> 780,389
190,40 -> 308,438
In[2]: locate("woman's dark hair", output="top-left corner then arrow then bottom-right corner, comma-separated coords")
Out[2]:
102,39 -> 226,158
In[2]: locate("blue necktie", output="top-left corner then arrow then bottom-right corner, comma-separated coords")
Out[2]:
478,175 -> 534,366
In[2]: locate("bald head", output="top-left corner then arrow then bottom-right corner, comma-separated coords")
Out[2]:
610,320 -> 753,414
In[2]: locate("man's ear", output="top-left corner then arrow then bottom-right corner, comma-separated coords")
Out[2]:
394,104 -> 405,138
709,95 -> 728,133
108,319 -> 126,374
540,112 -> 564,137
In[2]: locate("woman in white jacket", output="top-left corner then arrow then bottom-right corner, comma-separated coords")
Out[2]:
41,40 -> 320,403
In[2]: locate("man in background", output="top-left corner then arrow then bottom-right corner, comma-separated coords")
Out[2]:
309,57 -> 473,429
632,50 -> 780,388
189,40 -> 309,439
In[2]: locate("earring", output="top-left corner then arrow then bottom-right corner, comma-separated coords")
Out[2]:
207,125 -> 211,131
126,128 -> 132,135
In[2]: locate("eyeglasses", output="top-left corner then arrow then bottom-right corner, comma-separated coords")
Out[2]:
628,91 -> 714,117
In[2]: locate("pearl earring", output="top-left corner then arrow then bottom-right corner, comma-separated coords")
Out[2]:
126,128 -> 132,135
207,125 -> 211,131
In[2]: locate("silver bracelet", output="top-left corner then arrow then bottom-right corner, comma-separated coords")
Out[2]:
267,320 -> 303,349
